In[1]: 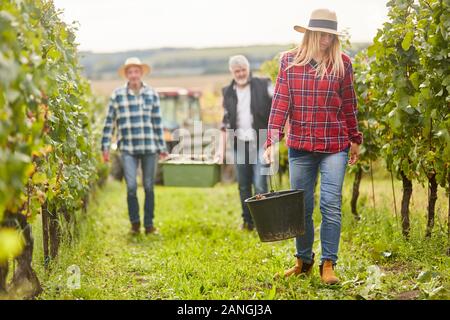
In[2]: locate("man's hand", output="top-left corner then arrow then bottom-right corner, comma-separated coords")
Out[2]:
159,152 -> 169,161
216,130 -> 227,163
348,143 -> 360,165
102,150 -> 110,163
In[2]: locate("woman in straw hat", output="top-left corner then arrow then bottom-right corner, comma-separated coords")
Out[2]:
264,9 -> 362,284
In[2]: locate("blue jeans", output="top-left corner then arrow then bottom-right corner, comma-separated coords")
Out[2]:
289,147 -> 349,264
234,140 -> 268,225
122,152 -> 157,228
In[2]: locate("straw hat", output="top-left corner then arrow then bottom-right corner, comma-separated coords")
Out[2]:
118,57 -> 151,78
294,8 -> 342,36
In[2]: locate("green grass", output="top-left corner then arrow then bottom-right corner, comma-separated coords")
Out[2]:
32,175 -> 449,300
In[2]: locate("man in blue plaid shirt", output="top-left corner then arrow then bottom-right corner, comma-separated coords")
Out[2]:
101,57 -> 168,235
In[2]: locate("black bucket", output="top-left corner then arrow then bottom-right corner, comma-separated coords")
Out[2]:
245,189 -> 305,242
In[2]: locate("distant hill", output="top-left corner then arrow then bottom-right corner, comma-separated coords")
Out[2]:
79,43 -> 370,79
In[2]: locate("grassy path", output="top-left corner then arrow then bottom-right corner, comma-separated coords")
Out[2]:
34,179 -> 449,300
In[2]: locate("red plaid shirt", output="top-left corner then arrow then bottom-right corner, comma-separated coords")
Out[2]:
266,52 -> 362,153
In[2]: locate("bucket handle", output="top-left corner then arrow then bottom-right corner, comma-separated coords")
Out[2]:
268,164 -> 279,193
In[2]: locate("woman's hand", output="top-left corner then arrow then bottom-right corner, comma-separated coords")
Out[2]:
263,145 -> 274,164
348,143 -> 360,165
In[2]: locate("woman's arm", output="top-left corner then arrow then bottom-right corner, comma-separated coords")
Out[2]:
341,60 -> 363,146
266,54 -> 292,148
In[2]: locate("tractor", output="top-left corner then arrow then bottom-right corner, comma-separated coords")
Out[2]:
158,87 -> 202,153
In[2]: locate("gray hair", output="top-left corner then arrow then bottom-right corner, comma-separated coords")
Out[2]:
228,55 -> 250,70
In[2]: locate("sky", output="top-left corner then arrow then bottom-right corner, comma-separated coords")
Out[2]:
53,0 -> 389,53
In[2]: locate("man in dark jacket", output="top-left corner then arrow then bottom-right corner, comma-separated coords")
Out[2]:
221,55 -> 273,230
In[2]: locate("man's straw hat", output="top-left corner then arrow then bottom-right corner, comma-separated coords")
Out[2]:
118,57 -> 151,78
294,8 -> 342,36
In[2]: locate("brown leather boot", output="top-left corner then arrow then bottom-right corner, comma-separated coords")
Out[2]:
319,260 -> 339,284
130,222 -> 140,235
282,253 -> 315,278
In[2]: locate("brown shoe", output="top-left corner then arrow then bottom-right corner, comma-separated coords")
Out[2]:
281,253 -> 315,278
145,226 -> 158,235
130,222 -> 140,235
319,260 -> 340,285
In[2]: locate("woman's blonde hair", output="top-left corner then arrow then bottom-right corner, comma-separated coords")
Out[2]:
287,30 -> 344,79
